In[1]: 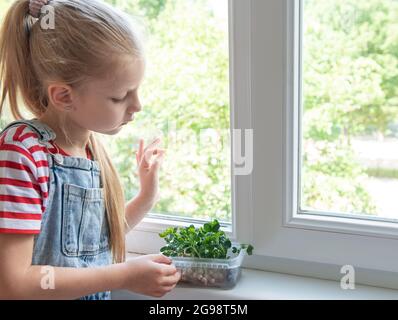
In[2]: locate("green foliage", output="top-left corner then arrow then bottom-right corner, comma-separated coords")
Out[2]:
108,0 -> 167,19
366,167 -> 398,179
303,0 -> 398,138
159,219 -> 254,259
137,0 -> 167,19
105,0 -> 231,221
105,0 -> 397,218
1,0 -> 397,218
301,0 -> 398,214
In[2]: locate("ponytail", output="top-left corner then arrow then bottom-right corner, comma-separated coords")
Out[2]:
0,0 -> 46,119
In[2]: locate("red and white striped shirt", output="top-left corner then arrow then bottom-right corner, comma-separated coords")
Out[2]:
0,124 -> 92,234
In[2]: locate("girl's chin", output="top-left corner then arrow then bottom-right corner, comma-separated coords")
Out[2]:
96,125 -> 124,135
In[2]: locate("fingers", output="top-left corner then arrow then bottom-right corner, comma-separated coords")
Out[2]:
150,254 -> 179,275
140,137 -> 162,157
161,271 -> 181,286
144,137 -> 161,152
152,271 -> 180,297
142,148 -> 156,168
152,253 -> 172,264
138,138 -> 144,161
160,264 -> 179,277
151,149 -> 166,168
136,137 -> 163,168
142,148 -> 166,170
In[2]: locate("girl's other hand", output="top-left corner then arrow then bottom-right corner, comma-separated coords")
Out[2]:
121,253 -> 181,297
135,137 -> 166,207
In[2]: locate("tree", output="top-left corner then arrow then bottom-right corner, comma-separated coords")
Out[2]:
105,0 -> 231,221
302,0 -> 398,214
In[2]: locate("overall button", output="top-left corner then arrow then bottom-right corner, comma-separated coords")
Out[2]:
54,154 -> 64,164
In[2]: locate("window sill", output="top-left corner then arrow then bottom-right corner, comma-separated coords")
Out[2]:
111,253 -> 398,300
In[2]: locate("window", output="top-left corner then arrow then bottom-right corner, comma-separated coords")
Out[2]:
300,0 -> 398,222
0,0 -> 233,224
106,0 -> 232,225
253,0 -> 398,286
131,1 -> 398,290
0,0 -> 246,253
126,0 -> 253,254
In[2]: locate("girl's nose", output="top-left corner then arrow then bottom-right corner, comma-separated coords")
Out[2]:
135,101 -> 142,112
128,94 -> 142,113
127,99 -> 142,114
128,102 -> 141,114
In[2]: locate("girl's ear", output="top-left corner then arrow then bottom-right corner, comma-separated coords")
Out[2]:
47,83 -> 75,112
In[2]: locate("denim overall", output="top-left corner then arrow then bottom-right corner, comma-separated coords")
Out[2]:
0,119 -> 112,300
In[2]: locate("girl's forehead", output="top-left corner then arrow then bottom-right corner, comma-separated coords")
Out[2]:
98,57 -> 145,90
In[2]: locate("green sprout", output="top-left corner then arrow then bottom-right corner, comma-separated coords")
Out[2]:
159,219 -> 254,259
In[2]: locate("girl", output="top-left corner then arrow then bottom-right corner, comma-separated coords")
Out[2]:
0,0 -> 180,300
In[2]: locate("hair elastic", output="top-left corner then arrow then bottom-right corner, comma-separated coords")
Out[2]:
29,0 -> 49,18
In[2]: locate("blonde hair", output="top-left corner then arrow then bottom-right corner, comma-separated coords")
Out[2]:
0,0 -> 144,263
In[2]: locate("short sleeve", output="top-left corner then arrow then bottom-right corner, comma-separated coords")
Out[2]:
0,140 -> 43,234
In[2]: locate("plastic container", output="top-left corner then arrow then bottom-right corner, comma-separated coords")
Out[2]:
171,247 -> 247,289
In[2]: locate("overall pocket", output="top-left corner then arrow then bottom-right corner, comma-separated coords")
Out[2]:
62,183 -> 110,257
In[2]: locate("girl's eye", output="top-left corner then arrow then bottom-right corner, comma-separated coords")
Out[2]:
111,94 -> 128,103
111,97 -> 126,103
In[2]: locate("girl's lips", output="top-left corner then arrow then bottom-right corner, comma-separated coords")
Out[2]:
123,116 -> 134,125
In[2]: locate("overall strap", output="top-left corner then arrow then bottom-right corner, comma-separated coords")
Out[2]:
0,118 -> 56,143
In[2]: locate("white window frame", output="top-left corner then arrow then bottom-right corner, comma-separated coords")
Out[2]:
126,0 -> 398,289
285,0 -> 398,240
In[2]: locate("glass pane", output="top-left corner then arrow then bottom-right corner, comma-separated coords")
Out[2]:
301,0 -> 398,220
106,0 -> 231,223
0,0 -> 231,223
